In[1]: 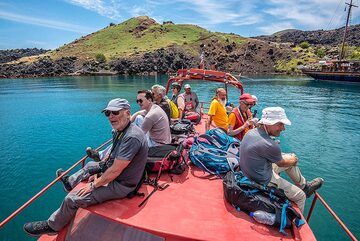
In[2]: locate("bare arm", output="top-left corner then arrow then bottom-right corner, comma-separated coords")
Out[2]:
130,110 -> 146,122
228,121 -> 250,136
206,115 -> 213,130
276,153 -> 298,167
78,159 -> 129,196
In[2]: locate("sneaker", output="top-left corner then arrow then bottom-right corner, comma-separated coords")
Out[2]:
56,168 -> 72,192
86,147 -> 101,162
303,177 -> 324,198
23,220 -> 57,236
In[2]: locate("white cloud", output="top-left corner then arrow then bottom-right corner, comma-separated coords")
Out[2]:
0,10 -> 93,33
258,22 -> 295,35
65,0 -> 123,20
263,0 -> 355,30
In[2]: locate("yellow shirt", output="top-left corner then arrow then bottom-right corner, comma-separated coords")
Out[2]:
208,99 -> 228,131
228,112 -> 236,129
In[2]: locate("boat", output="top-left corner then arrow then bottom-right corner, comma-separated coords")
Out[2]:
302,0 -> 360,82
0,68 -> 357,241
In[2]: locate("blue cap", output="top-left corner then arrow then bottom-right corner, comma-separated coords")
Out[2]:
102,98 -> 130,112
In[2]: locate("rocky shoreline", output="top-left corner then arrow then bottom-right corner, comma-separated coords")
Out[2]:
0,41 -> 290,78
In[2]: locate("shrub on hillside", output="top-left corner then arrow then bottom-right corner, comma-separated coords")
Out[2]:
299,41 -> 310,49
95,53 -> 106,63
315,47 -> 326,58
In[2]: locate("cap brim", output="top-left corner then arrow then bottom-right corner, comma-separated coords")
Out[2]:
258,118 -> 291,126
101,107 -> 122,112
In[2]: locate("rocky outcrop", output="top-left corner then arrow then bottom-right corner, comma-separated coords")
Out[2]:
0,56 -> 77,78
254,24 -> 360,46
0,48 -> 49,64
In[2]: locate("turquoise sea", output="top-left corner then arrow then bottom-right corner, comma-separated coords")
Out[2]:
0,75 -> 359,241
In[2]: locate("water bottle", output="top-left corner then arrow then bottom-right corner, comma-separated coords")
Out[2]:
250,210 -> 276,226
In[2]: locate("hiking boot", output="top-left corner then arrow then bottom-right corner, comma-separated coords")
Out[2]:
303,177 -> 324,198
23,220 -> 57,236
56,168 -> 72,192
86,147 -> 101,162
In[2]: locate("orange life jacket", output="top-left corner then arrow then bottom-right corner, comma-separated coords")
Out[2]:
231,108 -> 253,141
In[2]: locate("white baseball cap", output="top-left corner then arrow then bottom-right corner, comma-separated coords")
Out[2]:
258,107 -> 291,125
184,84 -> 191,89
102,98 -> 130,112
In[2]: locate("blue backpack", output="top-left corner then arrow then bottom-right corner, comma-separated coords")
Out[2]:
189,128 -> 240,176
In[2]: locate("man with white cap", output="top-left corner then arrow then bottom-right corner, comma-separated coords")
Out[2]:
178,83 -> 199,117
239,107 -> 323,213
24,98 -> 148,236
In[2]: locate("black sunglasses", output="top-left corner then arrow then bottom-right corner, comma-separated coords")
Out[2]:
136,99 -> 143,104
104,110 -> 120,117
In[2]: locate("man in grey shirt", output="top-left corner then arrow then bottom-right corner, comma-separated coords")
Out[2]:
240,107 -> 323,213
131,90 -> 171,147
24,98 -> 148,236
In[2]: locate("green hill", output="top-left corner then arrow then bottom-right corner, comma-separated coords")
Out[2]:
50,16 -> 246,61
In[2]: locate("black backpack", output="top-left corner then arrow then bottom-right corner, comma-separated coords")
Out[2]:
170,119 -> 194,135
146,144 -> 186,175
223,171 -> 304,234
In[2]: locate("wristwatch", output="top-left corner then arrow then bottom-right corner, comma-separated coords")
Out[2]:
89,182 -> 95,191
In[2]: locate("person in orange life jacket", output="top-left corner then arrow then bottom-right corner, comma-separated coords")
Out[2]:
151,84 -> 171,121
178,84 -> 199,118
228,93 -> 258,141
207,88 -> 229,131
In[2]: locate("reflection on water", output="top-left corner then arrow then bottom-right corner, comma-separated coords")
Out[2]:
0,75 -> 359,241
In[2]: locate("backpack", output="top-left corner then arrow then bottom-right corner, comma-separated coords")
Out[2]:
170,119 -> 194,135
146,144 -> 186,175
167,99 -> 180,119
189,128 -> 240,177
223,171 -> 304,234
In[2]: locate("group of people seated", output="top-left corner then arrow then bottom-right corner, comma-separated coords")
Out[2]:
206,88 -> 324,214
23,83 -> 323,236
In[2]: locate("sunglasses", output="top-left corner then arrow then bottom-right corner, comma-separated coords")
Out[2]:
104,110 -> 120,117
136,99 -> 143,104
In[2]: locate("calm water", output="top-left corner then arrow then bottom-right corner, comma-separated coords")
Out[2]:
0,75 -> 359,241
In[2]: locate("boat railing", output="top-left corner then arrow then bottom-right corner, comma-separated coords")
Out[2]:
306,192 -> 358,241
0,139 -> 358,241
0,139 -> 112,229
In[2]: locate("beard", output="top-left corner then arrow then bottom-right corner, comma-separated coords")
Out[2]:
218,98 -> 227,107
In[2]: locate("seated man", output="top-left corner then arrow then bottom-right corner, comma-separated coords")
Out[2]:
151,84 -> 171,121
239,107 -> 323,213
228,93 -> 257,141
178,84 -> 199,118
131,90 -> 171,147
23,98 -> 148,236
207,88 -> 228,131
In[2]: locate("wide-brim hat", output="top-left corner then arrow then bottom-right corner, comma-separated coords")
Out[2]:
184,84 -> 191,89
102,98 -> 130,112
258,107 -> 291,125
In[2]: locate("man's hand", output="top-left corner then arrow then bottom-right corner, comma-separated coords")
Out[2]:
282,153 -> 298,165
77,182 -> 93,197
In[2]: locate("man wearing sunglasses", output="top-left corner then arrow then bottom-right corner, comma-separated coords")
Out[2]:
228,93 -> 257,141
24,98 -> 148,236
131,90 -> 171,147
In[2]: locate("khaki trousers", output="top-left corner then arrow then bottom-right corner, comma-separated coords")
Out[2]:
269,164 -> 307,213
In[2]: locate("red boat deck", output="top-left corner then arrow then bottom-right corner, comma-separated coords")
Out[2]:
38,118 -> 316,241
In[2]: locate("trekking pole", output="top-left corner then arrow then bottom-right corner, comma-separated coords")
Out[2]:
138,156 -> 170,207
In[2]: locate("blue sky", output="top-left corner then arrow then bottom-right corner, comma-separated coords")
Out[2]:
0,0 -> 359,50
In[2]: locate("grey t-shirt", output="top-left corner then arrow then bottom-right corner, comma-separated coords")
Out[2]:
239,128 -> 282,185
110,123 -> 148,187
141,104 -> 171,144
